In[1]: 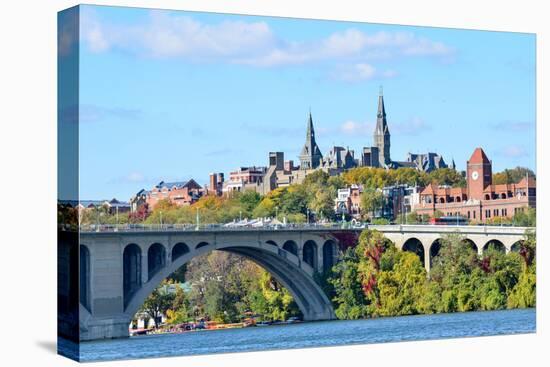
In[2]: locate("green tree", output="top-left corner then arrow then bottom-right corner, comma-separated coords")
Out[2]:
360,188 -> 384,220
310,188 -> 335,220
374,250 -> 427,316
508,230 -> 536,308
330,248 -> 368,319
493,167 -> 535,185
140,281 -> 176,328
428,168 -> 466,187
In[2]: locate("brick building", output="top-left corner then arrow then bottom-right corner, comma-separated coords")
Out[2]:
136,180 -> 204,211
413,148 -> 536,222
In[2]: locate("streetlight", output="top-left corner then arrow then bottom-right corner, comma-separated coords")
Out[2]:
160,210 -> 163,229
306,208 -> 310,225
275,206 -> 279,220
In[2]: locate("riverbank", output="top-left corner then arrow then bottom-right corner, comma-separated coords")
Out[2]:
132,318 -> 303,337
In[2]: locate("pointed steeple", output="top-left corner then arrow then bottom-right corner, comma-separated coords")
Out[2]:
373,86 -> 391,166
306,110 -> 315,140
299,110 -> 323,170
376,86 -> 389,134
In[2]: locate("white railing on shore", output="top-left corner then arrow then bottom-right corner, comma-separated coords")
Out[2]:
76,222 -> 533,233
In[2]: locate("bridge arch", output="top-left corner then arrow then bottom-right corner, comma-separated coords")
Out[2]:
428,237 -> 479,269
147,243 -> 166,280
195,242 -> 210,250
483,239 -> 506,253
462,238 -> 479,253
123,243 -> 142,308
511,240 -> 524,252
282,240 -> 298,256
171,242 -> 189,261
122,242 -> 335,330
402,237 -> 425,265
322,240 -> 339,272
265,240 -> 278,247
303,240 -> 318,271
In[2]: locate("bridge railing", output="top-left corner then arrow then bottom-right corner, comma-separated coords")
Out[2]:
77,222 -> 533,233
78,222 -> 354,233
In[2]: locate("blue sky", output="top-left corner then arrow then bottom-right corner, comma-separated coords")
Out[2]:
76,5 -> 536,200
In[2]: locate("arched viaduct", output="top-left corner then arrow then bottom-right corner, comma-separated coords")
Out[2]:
76,225 -> 531,341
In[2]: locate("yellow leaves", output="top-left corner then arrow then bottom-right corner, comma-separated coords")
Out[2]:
192,195 -> 223,210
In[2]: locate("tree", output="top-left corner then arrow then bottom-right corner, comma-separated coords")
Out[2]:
374,250 -> 427,316
140,281 -> 176,328
355,230 -> 427,317
428,168 -> 466,187
330,248 -> 368,319
166,285 -> 191,324
512,208 -> 536,227
493,167 -> 535,185
310,188 -> 335,220
360,188 -> 384,220
251,270 -> 300,321
507,230 -> 536,308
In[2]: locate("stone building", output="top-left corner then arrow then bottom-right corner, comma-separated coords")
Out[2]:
373,89 -> 391,167
413,147 -> 536,222
404,152 -> 448,172
321,146 -> 357,170
299,112 -> 323,170
362,88 -> 448,172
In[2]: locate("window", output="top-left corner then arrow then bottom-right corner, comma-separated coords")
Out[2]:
468,211 -> 471,219
473,211 -> 476,219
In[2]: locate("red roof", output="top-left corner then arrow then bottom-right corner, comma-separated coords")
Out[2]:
468,147 -> 490,164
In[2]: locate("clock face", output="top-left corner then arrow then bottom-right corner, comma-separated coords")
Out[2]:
471,171 -> 479,181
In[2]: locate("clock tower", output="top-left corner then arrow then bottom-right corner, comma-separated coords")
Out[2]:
466,147 -> 492,200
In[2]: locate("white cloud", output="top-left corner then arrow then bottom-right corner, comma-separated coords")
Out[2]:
491,120 -> 534,131
332,63 -> 398,82
125,172 -> 145,183
80,9 -> 455,68
498,145 -> 528,158
338,117 -> 430,137
391,117 -> 431,135
340,120 -> 374,135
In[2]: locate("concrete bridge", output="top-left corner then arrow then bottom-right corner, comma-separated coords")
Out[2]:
75,224 -> 531,341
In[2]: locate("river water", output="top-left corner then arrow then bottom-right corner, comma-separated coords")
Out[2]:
72,308 -> 535,362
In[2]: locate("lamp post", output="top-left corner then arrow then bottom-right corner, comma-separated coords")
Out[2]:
160,210 -> 163,229
306,208 -> 310,225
